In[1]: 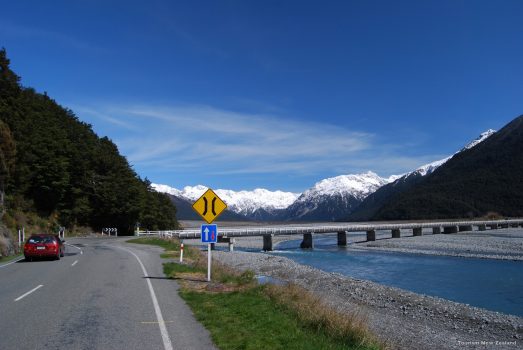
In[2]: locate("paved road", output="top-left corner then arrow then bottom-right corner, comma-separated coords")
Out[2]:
0,237 -> 216,350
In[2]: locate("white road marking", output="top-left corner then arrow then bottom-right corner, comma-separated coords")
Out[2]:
71,260 -> 78,267
65,243 -> 83,255
118,246 -> 173,350
0,257 -> 24,268
15,285 -> 43,302
141,321 -> 174,324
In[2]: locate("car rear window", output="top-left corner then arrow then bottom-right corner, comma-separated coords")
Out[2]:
28,236 -> 55,244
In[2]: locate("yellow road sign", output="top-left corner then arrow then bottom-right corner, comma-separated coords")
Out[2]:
192,189 -> 227,224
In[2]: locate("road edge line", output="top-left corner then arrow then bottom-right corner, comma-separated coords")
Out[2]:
65,243 -> 83,255
0,256 -> 25,268
117,246 -> 174,350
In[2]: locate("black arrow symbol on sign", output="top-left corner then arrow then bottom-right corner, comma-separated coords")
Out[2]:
202,197 -> 218,216
202,197 -> 208,215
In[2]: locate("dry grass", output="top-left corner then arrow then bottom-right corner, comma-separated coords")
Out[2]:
264,283 -> 384,349
155,237 -> 384,349
483,212 -> 504,220
0,235 -> 9,257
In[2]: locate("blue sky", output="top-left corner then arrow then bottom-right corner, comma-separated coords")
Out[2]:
1,0 -> 522,192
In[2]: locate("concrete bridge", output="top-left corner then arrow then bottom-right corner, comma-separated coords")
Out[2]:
137,219 -> 523,251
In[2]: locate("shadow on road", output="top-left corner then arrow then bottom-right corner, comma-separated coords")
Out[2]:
64,252 -> 79,256
144,275 -> 206,283
143,276 -> 172,280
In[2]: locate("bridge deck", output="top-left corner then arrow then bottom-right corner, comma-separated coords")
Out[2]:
137,219 -> 523,239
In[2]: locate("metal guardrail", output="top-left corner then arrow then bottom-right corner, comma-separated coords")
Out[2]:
136,219 -> 523,240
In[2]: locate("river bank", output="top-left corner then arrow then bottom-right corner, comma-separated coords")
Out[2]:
183,228 -> 523,348
353,228 -> 523,261
212,250 -> 522,350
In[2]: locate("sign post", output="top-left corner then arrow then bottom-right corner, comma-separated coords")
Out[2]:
192,189 -> 227,282
201,224 -> 217,281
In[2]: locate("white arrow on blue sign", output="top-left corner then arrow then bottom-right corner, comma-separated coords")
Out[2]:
201,224 -> 218,243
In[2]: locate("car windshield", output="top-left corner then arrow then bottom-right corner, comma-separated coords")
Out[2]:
28,236 -> 55,244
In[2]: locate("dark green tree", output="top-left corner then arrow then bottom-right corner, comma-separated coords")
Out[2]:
0,48 -> 179,234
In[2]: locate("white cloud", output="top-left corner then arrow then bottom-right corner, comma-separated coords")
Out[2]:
75,103 -> 445,184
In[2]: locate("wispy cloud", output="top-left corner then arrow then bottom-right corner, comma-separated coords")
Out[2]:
74,103 -> 445,187
0,20 -> 104,52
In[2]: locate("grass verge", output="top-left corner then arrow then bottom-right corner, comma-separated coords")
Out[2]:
130,237 -> 383,350
182,286 -> 374,350
127,237 -> 180,250
0,253 -> 22,264
127,236 -> 198,260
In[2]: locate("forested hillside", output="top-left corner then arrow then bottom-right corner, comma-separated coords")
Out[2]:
372,115 -> 523,220
0,48 -> 178,239
346,173 -> 427,221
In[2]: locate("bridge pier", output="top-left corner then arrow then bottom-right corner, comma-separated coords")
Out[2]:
478,224 -> 486,231
488,223 -> 498,230
263,234 -> 273,251
218,236 -> 235,251
443,226 -> 458,234
510,223 -> 519,228
391,229 -> 401,238
337,231 -> 347,246
458,225 -> 473,232
500,223 -> 509,229
366,230 -> 376,241
432,227 -> 441,234
300,233 -> 314,249
413,228 -> 422,236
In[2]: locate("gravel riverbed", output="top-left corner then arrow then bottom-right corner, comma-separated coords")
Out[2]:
354,228 -> 523,261
185,229 -> 523,349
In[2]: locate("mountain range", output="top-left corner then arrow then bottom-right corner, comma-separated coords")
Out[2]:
366,117 -> 523,220
153,127 -> 501,222
347,129 -> 496,221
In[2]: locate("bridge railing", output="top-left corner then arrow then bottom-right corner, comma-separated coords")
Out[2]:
136,230 -> 177,238
136,218 -> 523,240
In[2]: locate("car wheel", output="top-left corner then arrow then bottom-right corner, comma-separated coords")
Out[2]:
25,256 -> 32,262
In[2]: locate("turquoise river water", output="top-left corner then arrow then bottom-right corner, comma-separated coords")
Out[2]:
260,234 -> 523,318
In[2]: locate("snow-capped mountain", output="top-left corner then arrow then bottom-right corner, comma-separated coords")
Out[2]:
154,129 -> 497,222
461,129 -> 496,151
151,184 -> 299,217
347,129 -> 497,221
295,171 -> 392,203
283,171 -> 394,221
403,129 -> 496,179
153,171 -> 395,221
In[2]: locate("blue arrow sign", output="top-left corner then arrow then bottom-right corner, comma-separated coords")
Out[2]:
201,224 -> 218,243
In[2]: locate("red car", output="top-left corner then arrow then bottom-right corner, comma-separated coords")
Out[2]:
24,234 -> 65,261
